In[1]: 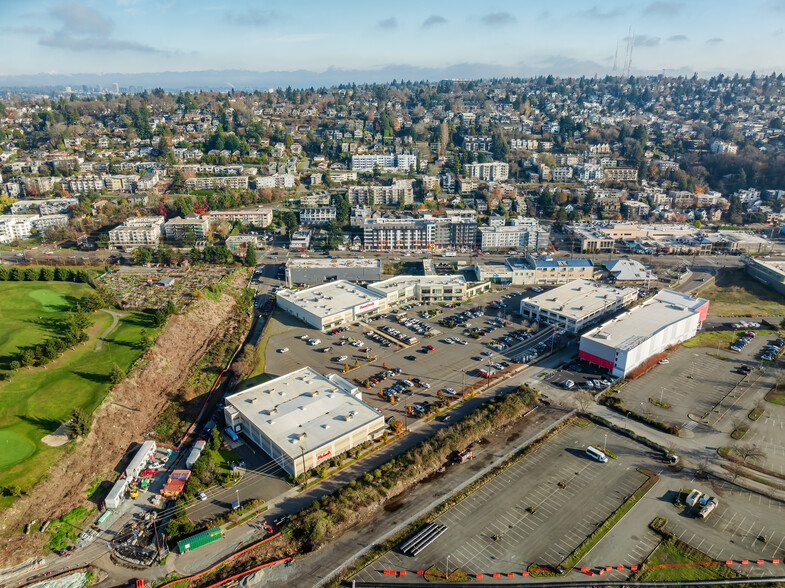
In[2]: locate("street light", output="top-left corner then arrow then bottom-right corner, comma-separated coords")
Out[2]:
446,554 -> 451,579
660,387 -> 666,404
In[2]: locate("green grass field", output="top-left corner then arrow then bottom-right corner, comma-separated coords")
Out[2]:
699,268 -> 785,317
0,281 -> 153,496
632,538 -> 742,583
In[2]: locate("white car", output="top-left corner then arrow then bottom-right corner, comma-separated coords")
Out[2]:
658,359 -> 669,365
278,348 -> 289,353
564,380 -> 575,389
197,491 -> 207,501
337,355 -> 348,362
308,339 -> 321,346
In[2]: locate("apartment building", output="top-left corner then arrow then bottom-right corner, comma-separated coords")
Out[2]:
0,215 -> 34,243
184,176 -> 250,190
464,162 -> 509,182
256,174 -> 295,189
300,206 -> 337,225
346,180 -> 414,206
164,214 -> 209,240
351,154 -> 417,173
108,216 -> 165,250
603,167 -> 638,182
478,224 -> 550,251
207,207 -> 273,227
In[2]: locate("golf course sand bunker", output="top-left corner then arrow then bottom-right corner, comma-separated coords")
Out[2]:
41,423 -> 71,447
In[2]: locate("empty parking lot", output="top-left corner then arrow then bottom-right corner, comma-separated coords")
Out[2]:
351,422 -> 652,581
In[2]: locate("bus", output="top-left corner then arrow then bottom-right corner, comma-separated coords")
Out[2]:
585,446 -> 609,463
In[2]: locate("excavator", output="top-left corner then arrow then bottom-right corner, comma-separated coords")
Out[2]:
128,480 -> 139,499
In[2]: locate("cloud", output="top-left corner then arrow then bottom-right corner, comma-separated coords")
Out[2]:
774,28 -> 784,37
52,2 -> 113,36
2,25 -> 45,34
706,37 -> 724,44
378,17 -> 398,29
580,6 -> 624,19
38,1 -> 165,54
224,8 -> 278,26
668,34 -> 688,42
422,14 -> 447,28
625,34 -> 661,47
39,36 -> 161,53
481,12 -> 516,26
644,1 -> 683,15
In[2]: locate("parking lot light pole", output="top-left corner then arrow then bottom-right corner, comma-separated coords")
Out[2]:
660,387 -> 666,404
603,433 -> 607,453
446,554 -> 450,579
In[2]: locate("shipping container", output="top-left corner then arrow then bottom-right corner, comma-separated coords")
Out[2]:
97,510 -> 113,524
177,527 -> 224,553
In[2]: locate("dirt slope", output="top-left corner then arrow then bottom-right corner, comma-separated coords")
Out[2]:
0,272 -> 247,563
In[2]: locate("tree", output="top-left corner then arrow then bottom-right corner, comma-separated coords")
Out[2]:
210,427 -> 222,451
736,443 -> 766,464
491,131 -> 509,161
71,407 -> 91,437
139,329 -> 152,350
165,299 -> 177,316
280,210 -> 299,235
536,192 -> 556,218
110,363 -> 125,385
245,245 -> 257,267
334,193 -> 350,225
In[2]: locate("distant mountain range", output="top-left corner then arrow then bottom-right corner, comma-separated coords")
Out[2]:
0,61 -> 630,91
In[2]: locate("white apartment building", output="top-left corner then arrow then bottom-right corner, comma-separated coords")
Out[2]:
108,216 -> 165,250
256,174 -> 296,189
65,175 -> 104,193
300,206 -> 337,225
185,176 -> 250,190
464,162 -> 509,182
208,207 -> 273,227
351,154 -> 417,173
164,215 -> 209,240
478,224 -> 551,251
347,181 -> 414,206
0,215 -> 35,243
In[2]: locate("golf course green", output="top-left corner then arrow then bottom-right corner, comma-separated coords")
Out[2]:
0,281 -> 153,497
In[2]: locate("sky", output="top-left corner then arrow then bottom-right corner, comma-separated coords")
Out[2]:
0,0 -> 783,79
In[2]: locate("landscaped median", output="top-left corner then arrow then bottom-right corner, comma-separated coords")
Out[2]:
528,468 -> 660,577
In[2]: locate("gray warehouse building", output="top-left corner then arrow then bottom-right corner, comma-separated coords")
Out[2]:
285,258 -> 382,285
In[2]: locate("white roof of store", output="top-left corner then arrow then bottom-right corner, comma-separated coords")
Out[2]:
368,275 -> 467,295
602,259 -> 653,281
286,258 -> 380,270
523,279 -> 638,320
225,367 -> 382,458
583,289 -> 708,351
276,280 -> 383,318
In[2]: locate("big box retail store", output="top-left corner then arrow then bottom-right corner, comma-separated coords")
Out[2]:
578,289 -> 709,378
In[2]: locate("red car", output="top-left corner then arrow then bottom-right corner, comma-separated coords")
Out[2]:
139,468 -> 159,477
426,345 -> 435,351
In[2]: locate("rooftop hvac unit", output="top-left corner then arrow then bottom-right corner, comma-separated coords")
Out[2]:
308,390 -> 320,397
297,432 -> 307,440
266,408 -> 277,415
344,413 -> 354,421
248,398 -> 257,404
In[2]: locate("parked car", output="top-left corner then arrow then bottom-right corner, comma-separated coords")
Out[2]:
278,348 -> 289,353
197,491 -> 207,501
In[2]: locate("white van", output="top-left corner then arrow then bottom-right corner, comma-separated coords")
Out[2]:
586,446 -> 609,463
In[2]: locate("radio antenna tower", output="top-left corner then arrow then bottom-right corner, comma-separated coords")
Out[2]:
623,27 -> 634,76
612,41 -> 619,74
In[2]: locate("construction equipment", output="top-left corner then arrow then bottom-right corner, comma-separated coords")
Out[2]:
129,480 -> 139,499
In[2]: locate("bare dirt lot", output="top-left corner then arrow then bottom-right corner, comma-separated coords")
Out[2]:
0,271 -> 249,565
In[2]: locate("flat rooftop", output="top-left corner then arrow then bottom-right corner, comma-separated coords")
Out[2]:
225,367 -> 382,458
529,256 -> 593,269
523,279 -> 638,319
750,257 -> 785,275
276,280 -> 383,318
368,275 -> 467,294
584,289 -> 708,351
286,258 -> 381,270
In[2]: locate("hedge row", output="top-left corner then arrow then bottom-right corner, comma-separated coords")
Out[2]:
601,396 -> 681,436
0,265 -> 92,283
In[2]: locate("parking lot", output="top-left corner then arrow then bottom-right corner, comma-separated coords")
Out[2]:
263,286 -> 572,425
616,334 -> 779,431
351,422 -> 651,581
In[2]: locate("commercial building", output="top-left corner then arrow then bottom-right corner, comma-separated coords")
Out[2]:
520,279 -> 638,333
225,235 -> 258,257
207,207 -> 273,227
474,255 -> 594,285
367,275 -> 491,305
285,258 -> 382,285
164,214 -> 209,241
579,289 -> 709,378
300,206 -> 337,225
601,259 -> 654,283
224,367 -> 385,478
289,229 -> 312,250
276,280 -> 387,330
0,215 -> 35,243
744,256 -> 785,296
464,162 -> 509,182
351,154 -> 417,173
108,216 -> 165,250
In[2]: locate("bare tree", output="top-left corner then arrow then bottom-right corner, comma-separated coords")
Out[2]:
576,390 -> 593,412
736,444 -> 766,464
